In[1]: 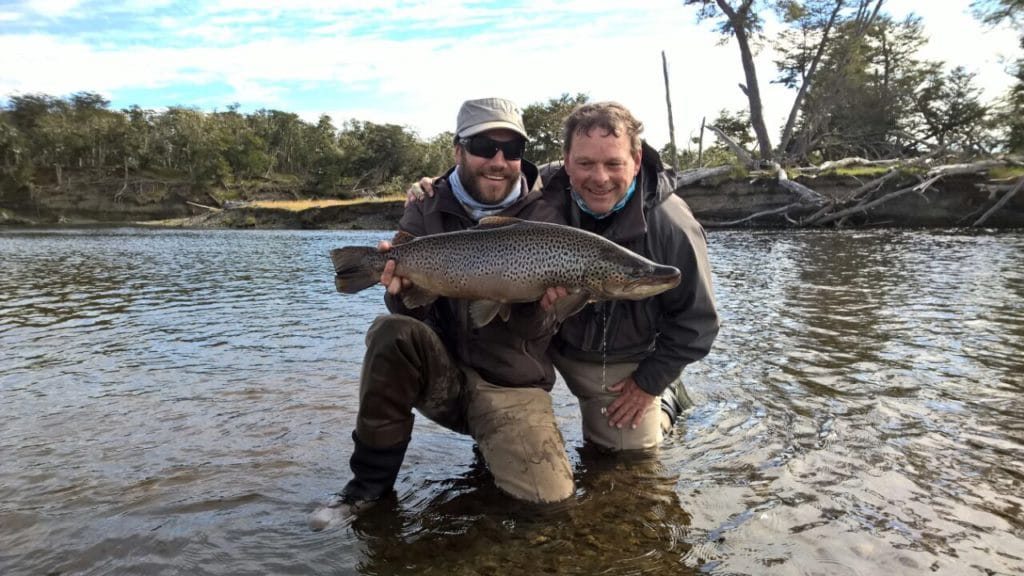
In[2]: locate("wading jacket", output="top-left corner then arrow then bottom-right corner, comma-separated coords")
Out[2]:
385,160 -> 565,390
541,143 -> 720,397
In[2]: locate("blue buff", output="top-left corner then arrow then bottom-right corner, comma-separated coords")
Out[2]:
449,165 -> 522,222
570,178 -> 636,220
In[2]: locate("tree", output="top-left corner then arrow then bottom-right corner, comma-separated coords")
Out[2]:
782,14 -> 941,160
774,1 -> 884,158
522,92 -> 589,164
684,0 -> 775,161
693,108 -> 756,166
1008,39 -> 1024,152
972,0 -> 1024,152
213,105 -> 271,180
972,0 -> 1024,25
914,66 -> 989,152
337,120 -> 425,195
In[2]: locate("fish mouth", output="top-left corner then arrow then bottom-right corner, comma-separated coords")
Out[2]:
617,268 -> 681,297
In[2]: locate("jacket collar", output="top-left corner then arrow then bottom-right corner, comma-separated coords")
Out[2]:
430,159 -> 541,222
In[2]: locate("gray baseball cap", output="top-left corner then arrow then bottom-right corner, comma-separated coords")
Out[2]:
456,97 -> 528,139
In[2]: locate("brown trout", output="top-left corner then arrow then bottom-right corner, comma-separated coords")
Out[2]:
329,216 -> 681,327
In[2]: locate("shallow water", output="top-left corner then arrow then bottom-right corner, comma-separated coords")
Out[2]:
1,227 -> 1021,575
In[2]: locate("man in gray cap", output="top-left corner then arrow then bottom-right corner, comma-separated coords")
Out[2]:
310,98 -> 572,531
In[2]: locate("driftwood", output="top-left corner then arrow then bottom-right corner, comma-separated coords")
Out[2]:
696,157 -> 1024,228
808,182 -> 928,226
704,202 -> 803,228
186,201 -> 221,212
774,163 -> 827,206
812,157 -> 903,173
846,167 -> 902,201
924,159 -> 1009,178
675,165 -> 733,188
973,176 -> 1024,227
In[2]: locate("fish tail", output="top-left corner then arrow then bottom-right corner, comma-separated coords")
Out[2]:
330,247 -> 382,293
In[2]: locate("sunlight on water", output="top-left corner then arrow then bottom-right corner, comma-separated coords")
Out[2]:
1,227 -> 1022,575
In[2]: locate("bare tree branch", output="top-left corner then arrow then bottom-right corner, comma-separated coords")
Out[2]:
973,176 -> 1024,227
704,202 -> 803,227
707,124 -> 755,167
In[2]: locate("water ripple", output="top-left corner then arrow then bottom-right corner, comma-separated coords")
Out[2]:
1,227 -> 1023,575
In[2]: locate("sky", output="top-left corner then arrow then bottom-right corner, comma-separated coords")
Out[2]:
0,0 -> 1019,150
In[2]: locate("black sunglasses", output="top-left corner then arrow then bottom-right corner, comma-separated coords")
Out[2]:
459,136 -> 527,161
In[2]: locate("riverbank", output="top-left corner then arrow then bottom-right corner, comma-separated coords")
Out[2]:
2,163 -> 1022,229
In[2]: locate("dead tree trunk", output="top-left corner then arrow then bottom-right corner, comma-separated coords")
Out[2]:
662,50 -> 679,170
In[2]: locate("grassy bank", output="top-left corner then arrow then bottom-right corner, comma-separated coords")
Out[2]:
249,195 -> 406,211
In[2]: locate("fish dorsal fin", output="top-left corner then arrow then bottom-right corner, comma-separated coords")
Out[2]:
475,216 -> 523,230
392,230 -> 416,245
469,300 -> 508,327
401,285 -> 438,309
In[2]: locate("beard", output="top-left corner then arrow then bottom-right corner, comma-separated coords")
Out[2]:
458,152 -> 520,204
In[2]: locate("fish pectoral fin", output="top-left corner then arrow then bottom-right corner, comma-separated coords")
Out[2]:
474,216 -> 523,229
400,285 -> 438,309
469,300 -> 506,327
552,290 -> 591,322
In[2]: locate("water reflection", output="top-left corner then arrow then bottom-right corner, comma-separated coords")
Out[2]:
1,227 -> 1022,575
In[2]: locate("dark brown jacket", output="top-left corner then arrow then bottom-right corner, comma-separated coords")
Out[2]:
541,143 -> 720,396
385,160 -> 566,390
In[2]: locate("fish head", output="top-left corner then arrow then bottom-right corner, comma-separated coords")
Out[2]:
587,249 -> 682,300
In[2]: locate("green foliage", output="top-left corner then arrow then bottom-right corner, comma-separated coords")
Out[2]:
0,93 -> 473,204
706,109 -> 755,149
683,0 -> 766,37
522,92 -> 589,165
675,109 -> 755,168
971,0 -> 1024,26
1009,55 -> 1024,153
781,14 -> 952,160
914,66 -> 989,152
972,1 -> 1023,152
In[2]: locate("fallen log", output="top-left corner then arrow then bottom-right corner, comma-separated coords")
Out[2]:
776,169 -> 827,206
674,165 -> 733,188
925,159 -> 1009,178
809,181 -> 932,226
186,201 -> 222,212
704,202 -> 803,228
973,176 -> 1024,227
846,168 -> 902,202
815,157 -> 903,172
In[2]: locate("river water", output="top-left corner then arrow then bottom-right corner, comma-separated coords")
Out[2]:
1,227 -> 1021,576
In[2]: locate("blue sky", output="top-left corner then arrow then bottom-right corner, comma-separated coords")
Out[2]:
0,0 -> 1019,148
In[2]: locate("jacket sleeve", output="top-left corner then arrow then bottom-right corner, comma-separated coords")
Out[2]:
632,197 -> 720,396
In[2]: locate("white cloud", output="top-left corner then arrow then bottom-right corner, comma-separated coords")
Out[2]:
0,0 -> 1018,151
25,0 -> 80,18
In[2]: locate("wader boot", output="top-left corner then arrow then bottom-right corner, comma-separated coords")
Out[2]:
659,378 -> 695,436
308,432 -> 409,532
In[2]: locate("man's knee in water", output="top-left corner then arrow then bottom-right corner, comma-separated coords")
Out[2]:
365,314 -> 427,347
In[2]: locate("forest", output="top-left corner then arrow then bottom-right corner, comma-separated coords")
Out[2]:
0,0 -> 1021,225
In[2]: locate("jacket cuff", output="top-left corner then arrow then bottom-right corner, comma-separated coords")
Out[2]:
633,360 -> 682,397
